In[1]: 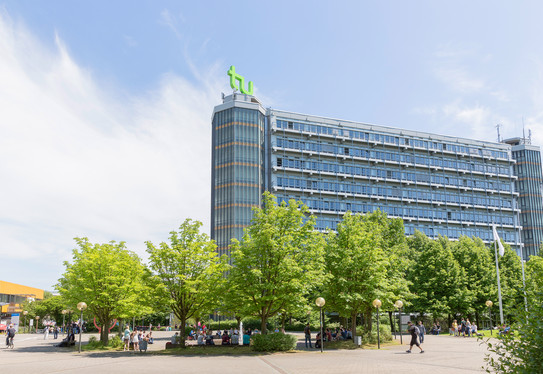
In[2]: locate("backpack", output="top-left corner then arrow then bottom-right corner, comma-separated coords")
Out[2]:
414,326 -> 420,335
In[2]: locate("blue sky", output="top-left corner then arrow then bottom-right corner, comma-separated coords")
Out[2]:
1,1 -> 543,291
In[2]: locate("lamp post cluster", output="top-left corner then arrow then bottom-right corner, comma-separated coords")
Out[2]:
486,300 -> 493,335
394,300 -> 403,344
77,302 -> 87,353
372,299 -> 382,349
315,297 -> 325,353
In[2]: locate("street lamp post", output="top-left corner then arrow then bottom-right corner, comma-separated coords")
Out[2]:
77,302 -> 87,353
395,300 -> 403,344
35,316 -> 40,333
373,299 -> 382,349
315,297 -> 325,353
23,311 -> 28,333
486,300 -> 493,336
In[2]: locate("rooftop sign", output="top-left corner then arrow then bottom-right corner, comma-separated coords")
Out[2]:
228,65 -> 253,95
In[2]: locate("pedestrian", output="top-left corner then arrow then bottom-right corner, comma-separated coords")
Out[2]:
44,325 -> 49,340
406,321 -> 424,354
53,326 -> 59,339
452,319 -> 458,336
131,330 -> 139,351
123,325 -> 131,351
417,321 -> 426,344
304,323 -> 312,348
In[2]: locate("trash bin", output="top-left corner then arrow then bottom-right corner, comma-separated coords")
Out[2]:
139,340 -> 148,352
356,336 -> 362,346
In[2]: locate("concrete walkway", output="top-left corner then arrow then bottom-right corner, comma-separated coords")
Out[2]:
0,332 -> 493,373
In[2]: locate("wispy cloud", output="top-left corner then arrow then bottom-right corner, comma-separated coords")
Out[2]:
0,11 -> 225,287
160,8 -> 182,40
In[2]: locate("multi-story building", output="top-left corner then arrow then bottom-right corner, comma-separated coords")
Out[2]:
504,137 -> 543,259
212,93 -> 541,258
0,280 -> 44,329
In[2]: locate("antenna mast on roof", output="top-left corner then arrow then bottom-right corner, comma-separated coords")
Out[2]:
528,129 -> 532,145
496,124 -> 502,142
522,116 -> 526,143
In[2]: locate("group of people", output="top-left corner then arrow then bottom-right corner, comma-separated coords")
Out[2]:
123,326 -> 154,351
180,327 -> 260,346
304,323 -> 354,348
450,318 -> 481,337
43,326 -> 61,339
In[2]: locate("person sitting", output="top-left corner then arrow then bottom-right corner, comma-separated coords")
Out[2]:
340,328 -> 347,340
171,332 -> 180,345
221,331 -> 231,345
499,325 -> 512,335
147,332 -> 153,344
197,333 -> 204,345
243,332 -> 251,345
436,322 -> 441,335
315,332 -> 322,348
346,329 -> 352,340
231,332 -> 239,345
325,328 -> 332,342
205,333 -> 215,345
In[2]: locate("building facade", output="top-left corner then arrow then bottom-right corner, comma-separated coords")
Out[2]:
0,280 -> 44,326
212,93 -> 541,258
504,137 -> 543,259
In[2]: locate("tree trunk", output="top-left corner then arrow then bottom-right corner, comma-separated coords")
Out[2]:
100,324 -> 108,345
179,316 -> 186,347
261,316 -> 268,334
388,311 -> 394,335
364,309 -> 372,335
351,311 -> 357,339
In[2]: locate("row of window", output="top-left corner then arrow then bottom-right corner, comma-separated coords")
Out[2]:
275,194 -> 514,226
275,176 -> 514,209
275,138 -> 512,176
276,119 -> 509,159
276,157 -> 512,192
309,216 -> 516,242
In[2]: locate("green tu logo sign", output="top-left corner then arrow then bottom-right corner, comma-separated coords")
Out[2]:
228,66 -> 253,95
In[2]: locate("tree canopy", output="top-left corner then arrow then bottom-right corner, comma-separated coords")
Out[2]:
146,219 -> 228,344
228,192 -> 326,333
57,238 -> 148,344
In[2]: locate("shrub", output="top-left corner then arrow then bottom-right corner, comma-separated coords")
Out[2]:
356,324 -> 392,344
484,297 -> 543,373
251,333 -> 297,352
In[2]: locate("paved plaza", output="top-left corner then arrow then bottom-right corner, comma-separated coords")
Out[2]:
1,331 -> 493,374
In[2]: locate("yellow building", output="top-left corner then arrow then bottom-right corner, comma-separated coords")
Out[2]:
0,280 -> 44,314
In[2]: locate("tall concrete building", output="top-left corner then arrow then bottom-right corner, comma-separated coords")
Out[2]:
212,93 -> 542,259
504,137 -> 543,259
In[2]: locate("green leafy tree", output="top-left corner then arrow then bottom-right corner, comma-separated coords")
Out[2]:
57,238 -> 148,344
525,254 -> 543,305
146,219 -> 228,345
484,294 -> 543,373
490,241 -> 524,322
228,192 -> 325,333
324,210 -> 407,338
406,232 -> 466,320
451,236 -> 495,322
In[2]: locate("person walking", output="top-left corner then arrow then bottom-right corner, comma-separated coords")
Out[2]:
304,323 -> 312,349
417,321 -> 426,344
406,321 -> 424,354
43,325 -> 49,340
53,326 -> 59,339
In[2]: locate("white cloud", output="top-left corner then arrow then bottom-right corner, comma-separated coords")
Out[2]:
434,67 -> 485,93
0,11 -> 224,283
